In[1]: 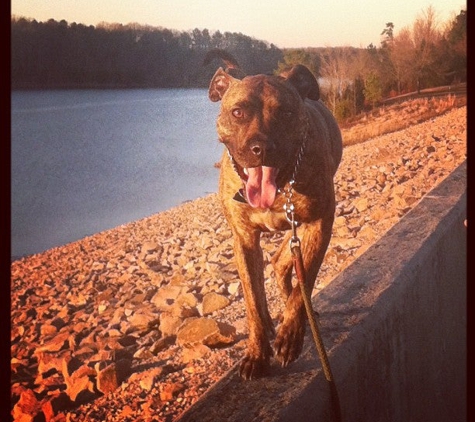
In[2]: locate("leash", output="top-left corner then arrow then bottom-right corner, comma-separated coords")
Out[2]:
281,180 -> 342,422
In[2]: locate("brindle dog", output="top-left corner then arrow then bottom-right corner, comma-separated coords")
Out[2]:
206,50 -> 342,380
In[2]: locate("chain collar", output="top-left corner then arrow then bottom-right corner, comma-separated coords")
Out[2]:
278,114 -> 309,236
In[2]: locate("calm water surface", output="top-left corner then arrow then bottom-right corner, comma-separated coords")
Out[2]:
11,89 -> 222,259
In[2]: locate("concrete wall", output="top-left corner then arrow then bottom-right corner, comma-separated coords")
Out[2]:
177,161 -> 466,422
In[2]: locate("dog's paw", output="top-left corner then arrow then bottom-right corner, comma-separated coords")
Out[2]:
274,319 -> 305,367
238,354 -> 271,380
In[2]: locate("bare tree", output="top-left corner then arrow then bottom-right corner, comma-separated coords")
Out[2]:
412,5 -> 443,91
385,6 -> 444,94
319,47 -> 356,114
388,26 -> 415,93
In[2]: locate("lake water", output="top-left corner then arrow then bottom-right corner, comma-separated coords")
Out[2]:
11,89 -> 223,259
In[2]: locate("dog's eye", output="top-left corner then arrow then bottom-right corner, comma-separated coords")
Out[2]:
232,108 -> 244,118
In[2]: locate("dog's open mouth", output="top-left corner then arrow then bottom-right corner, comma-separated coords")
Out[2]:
243,166 -> 279,209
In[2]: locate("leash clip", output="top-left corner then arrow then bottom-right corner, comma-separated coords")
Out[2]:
280,179 -> 301,249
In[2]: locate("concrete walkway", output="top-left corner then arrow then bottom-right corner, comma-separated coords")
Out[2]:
176,161 -> 466,422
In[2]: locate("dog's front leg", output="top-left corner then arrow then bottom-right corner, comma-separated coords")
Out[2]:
231,227 -> 275,379
273,218 -> 333,367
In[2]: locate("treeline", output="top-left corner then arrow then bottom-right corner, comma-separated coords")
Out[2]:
12,7 -> 465,120
279,7 -> 466,119
11,17 -> 283,89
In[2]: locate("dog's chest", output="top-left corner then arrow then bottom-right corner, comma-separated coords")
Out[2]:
249,209 -> 291,232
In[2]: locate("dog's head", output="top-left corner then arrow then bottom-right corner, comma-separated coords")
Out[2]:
209,64 -> 320,208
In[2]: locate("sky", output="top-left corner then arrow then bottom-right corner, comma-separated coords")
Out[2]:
11,0 -> 466,48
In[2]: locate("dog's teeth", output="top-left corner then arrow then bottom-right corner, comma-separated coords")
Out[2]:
244,168 -> 249,175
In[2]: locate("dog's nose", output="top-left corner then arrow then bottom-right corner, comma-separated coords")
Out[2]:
250,144 -> 263,156
249,139 -> 275,157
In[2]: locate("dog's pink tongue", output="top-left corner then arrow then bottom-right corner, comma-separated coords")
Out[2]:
245,166 -> 278,209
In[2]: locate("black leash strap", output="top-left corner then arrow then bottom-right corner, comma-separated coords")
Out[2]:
291,243 -> 342,422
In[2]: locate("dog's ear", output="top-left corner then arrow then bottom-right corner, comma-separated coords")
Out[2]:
281,65 -> 320,101
209,67 -> 237,102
